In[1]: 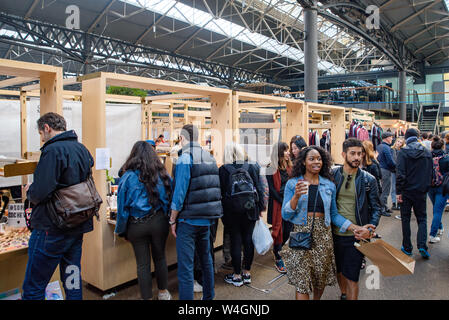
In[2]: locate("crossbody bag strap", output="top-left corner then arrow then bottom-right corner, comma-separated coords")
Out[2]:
309,185 -> 319,233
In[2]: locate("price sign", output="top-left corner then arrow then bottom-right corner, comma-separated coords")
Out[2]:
7,203 -> 26,228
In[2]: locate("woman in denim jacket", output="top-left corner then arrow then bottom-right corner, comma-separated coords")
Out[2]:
280,146 -> 359,300
115,141 -> 173,300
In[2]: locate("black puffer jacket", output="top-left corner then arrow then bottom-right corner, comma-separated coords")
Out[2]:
396,138 -> 433,194
27,130 -> 94,234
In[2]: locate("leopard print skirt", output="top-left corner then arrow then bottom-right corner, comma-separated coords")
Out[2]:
280,216 -> 337,295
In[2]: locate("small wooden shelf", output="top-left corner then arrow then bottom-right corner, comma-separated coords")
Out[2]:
0,161 -> 37,177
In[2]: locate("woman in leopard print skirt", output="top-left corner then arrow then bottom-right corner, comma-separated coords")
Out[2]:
281,146 -> 358,300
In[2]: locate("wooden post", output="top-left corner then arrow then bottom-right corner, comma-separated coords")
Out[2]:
331,108 -> 345,165
232,91 -> 240,143
147,102 -> 153,140
210,93 -> 233,167
80,76 -> 107,290
286,101 -> 308,144
39,70 -> 63,115
141,98 -> 146,140
20,91 -> 28,200
184,103 -> 189,125
169,103 -> 174,146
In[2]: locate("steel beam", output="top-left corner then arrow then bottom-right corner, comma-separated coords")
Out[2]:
399,70 -> 407,121
304,3 -> 318,103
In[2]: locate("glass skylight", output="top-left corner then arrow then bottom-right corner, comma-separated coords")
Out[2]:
122,0 -> 346,74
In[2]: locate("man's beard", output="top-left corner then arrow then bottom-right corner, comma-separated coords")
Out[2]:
345,158 -> 360,169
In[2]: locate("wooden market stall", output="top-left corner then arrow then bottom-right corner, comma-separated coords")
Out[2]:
78,72 -> 232,291
306,103 -> 346,165
0,59 -> 63,295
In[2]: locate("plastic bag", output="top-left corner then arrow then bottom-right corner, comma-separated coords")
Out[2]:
252,219 -> 273,255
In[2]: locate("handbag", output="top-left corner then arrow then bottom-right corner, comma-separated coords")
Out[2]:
288,185 -> 319,250
50,172 -> 102,230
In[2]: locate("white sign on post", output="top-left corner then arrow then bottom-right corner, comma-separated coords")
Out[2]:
7,203 -> 26,228
96,148 -> 111,170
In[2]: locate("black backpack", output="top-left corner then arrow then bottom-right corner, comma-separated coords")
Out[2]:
223,164 -> 258,214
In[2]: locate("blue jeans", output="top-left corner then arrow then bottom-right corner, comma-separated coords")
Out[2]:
22,230 -> 84,300
176,222 -> 214,300
390,173 -> 396,202
428,187 -> 447,237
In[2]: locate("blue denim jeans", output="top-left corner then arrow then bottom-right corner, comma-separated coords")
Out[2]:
428,187 -> 447,237
390,173 -> 396,202
176,222 -> 214,300
22,230 -> 84,300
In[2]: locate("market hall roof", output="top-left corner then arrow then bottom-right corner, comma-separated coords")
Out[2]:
0,0 -> 448,87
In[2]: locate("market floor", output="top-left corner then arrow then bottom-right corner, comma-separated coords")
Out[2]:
83,198 -> 449,300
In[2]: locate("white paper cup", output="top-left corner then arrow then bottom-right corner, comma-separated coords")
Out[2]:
302,181 -> 310,195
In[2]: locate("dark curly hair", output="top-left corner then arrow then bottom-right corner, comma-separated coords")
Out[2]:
291,146 -> 333,181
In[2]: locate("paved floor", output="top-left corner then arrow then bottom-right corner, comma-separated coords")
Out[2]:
83,198 -> 449,300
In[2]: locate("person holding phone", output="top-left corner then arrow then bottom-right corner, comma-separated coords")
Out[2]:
280,146 -> 363,300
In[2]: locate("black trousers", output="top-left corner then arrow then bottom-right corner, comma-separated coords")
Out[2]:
230,214 -> 256,274
273,219 -> 293,260
127,211 -> 169,300
400,192 -> 428,251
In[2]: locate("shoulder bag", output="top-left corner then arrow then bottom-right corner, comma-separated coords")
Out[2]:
288,185 -> 319,250
50,172 -> 102,230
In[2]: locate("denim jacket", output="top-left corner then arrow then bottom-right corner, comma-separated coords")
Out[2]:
115,170 -> 172,236
282,175 -> 352,233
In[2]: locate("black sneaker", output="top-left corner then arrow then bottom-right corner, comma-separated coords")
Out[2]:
340,293 -> 347,300
224,274 -> 243,287
242,273 -> 251,284
380,211 -> 391,217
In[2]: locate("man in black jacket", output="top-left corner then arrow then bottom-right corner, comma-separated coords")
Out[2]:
22,112 -> 94,300
332,138 -> 382,300
396,128 -> 433,259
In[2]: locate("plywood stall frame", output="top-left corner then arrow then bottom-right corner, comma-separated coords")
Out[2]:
232,91 -> 307,148
0,59 -> 63,294
306,103 -> 346,165
143,95 -> 212,146
79,72 -> 232,291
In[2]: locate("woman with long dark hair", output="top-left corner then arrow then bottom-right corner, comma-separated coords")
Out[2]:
115,141 -> 173,300
281,146 -> 357,300
290,135 -> 308,161
266,142 -> 293,273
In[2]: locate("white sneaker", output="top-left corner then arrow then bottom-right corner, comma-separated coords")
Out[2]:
438,228 -> 444,236
429,236 -> 441,243
158,291 -> 172,300
193,280 -> 203,293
